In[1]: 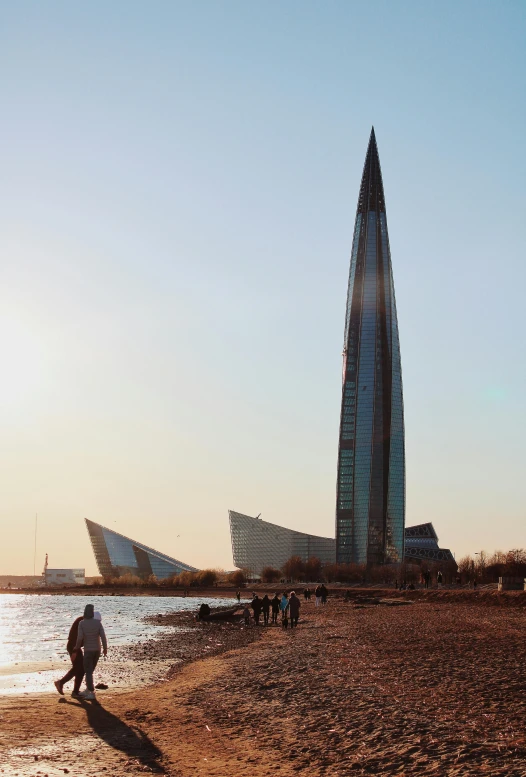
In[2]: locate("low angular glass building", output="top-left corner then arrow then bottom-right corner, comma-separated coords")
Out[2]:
85,519 -> 197,580
336,128 -> 405,565
404,523 -> 455,564
229,511 -> 336,577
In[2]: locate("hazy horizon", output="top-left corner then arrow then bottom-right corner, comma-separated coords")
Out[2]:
1,1 -> 524,576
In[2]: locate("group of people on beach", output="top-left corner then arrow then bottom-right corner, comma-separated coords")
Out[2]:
243,592 -> 300,628
242,585 -> 328,629
53,604 -> 107,701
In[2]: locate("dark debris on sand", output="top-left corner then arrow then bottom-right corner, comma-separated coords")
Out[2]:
124,608 -> 263,676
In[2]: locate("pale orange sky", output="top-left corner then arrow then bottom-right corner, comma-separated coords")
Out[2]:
1,3 -> 525,576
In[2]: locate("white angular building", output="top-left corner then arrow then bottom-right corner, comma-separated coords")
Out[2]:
229,510 -> 336,577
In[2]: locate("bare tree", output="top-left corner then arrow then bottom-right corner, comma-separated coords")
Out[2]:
304,557 -> 322,581
197,569 -> 218,586
282,556 -> 305,581
261,566 -> 281,583
227,569 -> 248,587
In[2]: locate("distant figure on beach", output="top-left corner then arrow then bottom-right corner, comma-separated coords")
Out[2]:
236,590 -> 241,603
271,594 -> 280,624
261,594 -> 271,626
251,594 -> 263,626
288,591 -> 301,628
321,584 -> 328,605
73,604 -> 107,701
314,585 -> 322,607
54,614 -> 85,698
281,592 -> 289,629
303,588 -> 309,601
280,592 -> 289,626
243,605 -> 250,626
437,571 -> 443,587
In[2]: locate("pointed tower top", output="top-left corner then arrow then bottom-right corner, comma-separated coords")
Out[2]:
357,127 -> 385,215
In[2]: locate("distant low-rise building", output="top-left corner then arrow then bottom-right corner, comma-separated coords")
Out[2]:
403,523 -> 455,564
45,568 -> 85,586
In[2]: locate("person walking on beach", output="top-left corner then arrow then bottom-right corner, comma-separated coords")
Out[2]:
271,593 -> 280,624
261,594 -> 271,626
74,605 -> 107,700
289,591 -> 301,628
243,605 -> 250,626
236,590 -> 241,603
251,594 -> 263,626
321,584 -> 328,605
280,592 -> 289,628
54,615 -> 85,698
315,585 -> 322,607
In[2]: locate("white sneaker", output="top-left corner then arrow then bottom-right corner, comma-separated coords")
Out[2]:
79,690 -> 96,700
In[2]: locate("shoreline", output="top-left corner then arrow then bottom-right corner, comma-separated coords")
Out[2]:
0,601 -> 251,697
1,597 -> 525,776
1,583 -> 525,605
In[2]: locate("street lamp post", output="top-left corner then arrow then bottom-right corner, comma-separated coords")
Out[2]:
474,551 -> 484,588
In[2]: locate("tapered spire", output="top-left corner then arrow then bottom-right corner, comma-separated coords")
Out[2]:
336,129 -> 405,565
357,126 -> 385,215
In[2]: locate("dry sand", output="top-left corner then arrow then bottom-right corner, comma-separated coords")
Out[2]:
1,592 -> 525,777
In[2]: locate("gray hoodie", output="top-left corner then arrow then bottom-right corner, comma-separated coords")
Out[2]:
75,605 -> 107,653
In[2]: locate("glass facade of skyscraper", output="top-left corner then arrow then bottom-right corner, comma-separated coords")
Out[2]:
336,129 -> 405,565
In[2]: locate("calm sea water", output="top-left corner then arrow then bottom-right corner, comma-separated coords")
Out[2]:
0,593 -> 242,666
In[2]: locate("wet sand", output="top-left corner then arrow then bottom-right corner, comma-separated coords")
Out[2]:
1,593 -> 525,776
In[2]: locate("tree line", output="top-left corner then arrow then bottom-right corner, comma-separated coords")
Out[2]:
90,547 -> 525,588
456,549 -> 526,583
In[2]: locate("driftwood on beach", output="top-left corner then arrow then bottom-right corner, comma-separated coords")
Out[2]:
197,603 -> 241,622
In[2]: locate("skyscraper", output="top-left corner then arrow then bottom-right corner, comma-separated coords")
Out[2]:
336,128 -> 405,565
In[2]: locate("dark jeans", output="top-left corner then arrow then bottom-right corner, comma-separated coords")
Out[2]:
60,649 -> 84,693
263,610 -> 269,625
271,610 -> 278,624
84,650 -> 100,692
253,611 -> 261,625
291,616 -> 299,628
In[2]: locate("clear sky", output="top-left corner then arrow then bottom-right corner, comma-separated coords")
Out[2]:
1,1 -> 524,576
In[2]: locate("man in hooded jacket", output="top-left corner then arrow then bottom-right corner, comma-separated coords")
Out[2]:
74,604 -> 107,700
288,591 -> 301,628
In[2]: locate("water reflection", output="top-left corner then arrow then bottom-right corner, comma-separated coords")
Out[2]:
0,593 -> 240,685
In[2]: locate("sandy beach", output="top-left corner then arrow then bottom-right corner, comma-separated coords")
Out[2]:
1,591 -> 525,776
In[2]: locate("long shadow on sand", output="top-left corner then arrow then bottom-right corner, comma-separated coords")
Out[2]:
64,699 -> 165,773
